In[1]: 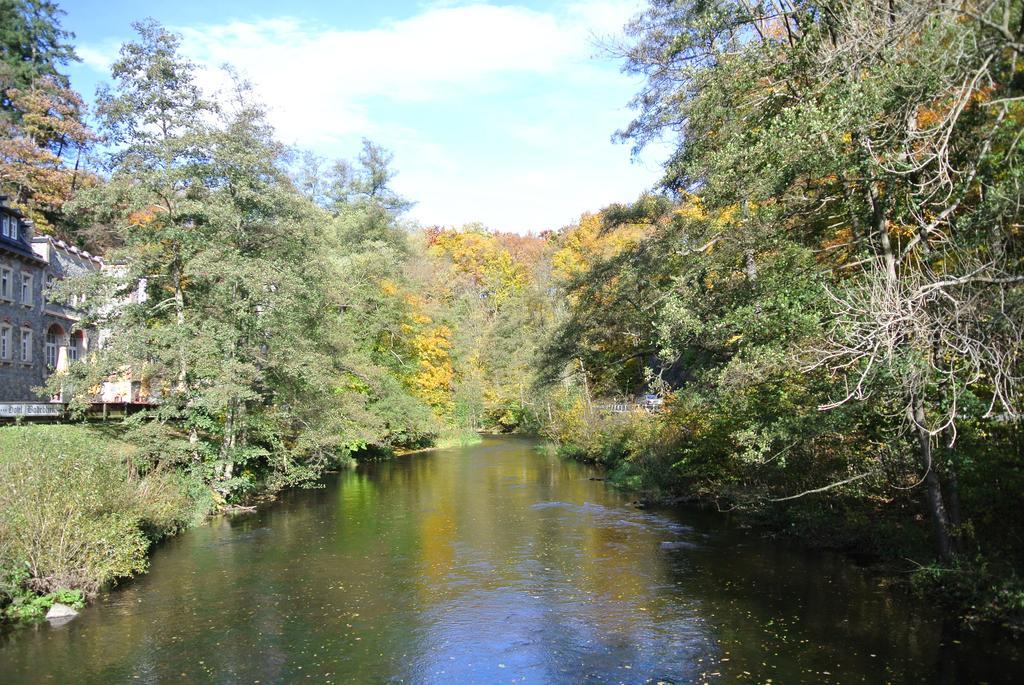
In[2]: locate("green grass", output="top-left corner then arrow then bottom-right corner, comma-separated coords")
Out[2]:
0,423 -> 137,462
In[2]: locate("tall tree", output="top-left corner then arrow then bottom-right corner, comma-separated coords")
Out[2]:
85,19 -> 214,400
615,0 -> 1023,560
327,139 -> 413,250
0,1 -> 91,235
0,0 -> 78,116
0,75 -> 94,233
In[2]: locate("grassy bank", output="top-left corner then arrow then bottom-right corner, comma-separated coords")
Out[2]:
0,424 -> 213,622
545,407 -> 1024,631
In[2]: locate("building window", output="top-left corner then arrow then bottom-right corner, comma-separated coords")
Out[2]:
20,273 -> 32,306
45,329 -> 58,368
0,215 -> 16,240
0,267 -> 11,299
68,331 -> 81,362
20,328 -> 32,363
0,324 -> 10,361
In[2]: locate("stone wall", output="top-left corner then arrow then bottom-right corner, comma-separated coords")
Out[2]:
0,252 -> 49,401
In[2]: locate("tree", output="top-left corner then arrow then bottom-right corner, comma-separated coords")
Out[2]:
83,19 -> 214,400
616,0 -> 1023,560
66,23 -> 368,497
0,1 -> 91,236
0,76 -> 94,233
298,139 -> 415,252
540,204 -> 665,395
0,0 -> 78,116
423,225 -> 554,431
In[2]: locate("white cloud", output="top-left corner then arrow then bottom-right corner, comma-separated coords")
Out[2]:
77,45 -> 118,73
173,3 -> 640,144
77,1 -> 661,233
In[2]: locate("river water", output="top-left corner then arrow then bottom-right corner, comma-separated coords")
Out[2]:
0,436 -> 1019,683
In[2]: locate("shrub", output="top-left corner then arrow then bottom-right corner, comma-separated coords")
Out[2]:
0,425 -> 205,607
545,389 -> 680,492
0,427 -> 149,596
3,587 -> 85,622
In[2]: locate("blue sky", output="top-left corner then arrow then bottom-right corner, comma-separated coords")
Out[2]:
58,0 -> 666,233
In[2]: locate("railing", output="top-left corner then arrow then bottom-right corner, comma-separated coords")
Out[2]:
592,402 -> 660,414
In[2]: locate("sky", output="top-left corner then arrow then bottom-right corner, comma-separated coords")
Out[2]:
57,0 -> 667,234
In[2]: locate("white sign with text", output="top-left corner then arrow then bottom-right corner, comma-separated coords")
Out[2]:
0,403 -> 63,418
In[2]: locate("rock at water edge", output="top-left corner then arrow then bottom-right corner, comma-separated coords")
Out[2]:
46,603 -> 79,620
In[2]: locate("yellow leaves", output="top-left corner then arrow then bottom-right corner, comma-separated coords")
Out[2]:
407,322 -> 455,412
552,211 -> 649,281
970,84 -> 996,106
890,222 -> 916,238
674,195 -> 706,221
428,227 -> 531,307
380,279 -> 398,296
715,204 -> 740,226
127,207 -> 160,227
0,78 -> 97,233
547,389 -> 592,445
388,281 -> 456,412
431,230 -> 492,277
701,264 -> 730,290
8,78 -> 94,148
916,104 -> 942,130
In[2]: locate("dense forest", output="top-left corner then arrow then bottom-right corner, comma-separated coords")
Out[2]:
1,0 -> 1022,629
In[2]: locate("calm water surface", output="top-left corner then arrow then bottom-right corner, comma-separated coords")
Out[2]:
0,436 -> 1019,683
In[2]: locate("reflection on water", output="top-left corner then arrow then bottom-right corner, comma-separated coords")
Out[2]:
0,436 -> 1019,683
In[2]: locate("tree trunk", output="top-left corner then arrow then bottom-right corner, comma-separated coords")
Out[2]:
744,250 -> 757,283
578,358 -> 593,416
172,259 -> 187,393
741,200 -> 757,283
945,466 -> 962,544
910,396 -> 955,562
219,396 -> 240,491
869,183 -> 897,283
189,427 -> 200,463
221,398 -> 236,461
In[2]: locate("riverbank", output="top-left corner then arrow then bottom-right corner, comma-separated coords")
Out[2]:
395,429 -> 483,455
542,414 -> 1024,633
0,424 -> 213,622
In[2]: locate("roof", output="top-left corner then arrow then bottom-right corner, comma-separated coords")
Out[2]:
0,197 -> 24,219
0,197 -> 43,264
0,233 -> 46,265
32,235 -> 104,266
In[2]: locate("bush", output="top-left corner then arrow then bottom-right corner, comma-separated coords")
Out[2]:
910,556 -> 1024,630
0,425 -> 206,612
545,389 -> 679,492
3,586 -> 85,622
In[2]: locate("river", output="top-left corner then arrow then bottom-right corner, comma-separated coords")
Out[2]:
0,436 -> 1019,683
